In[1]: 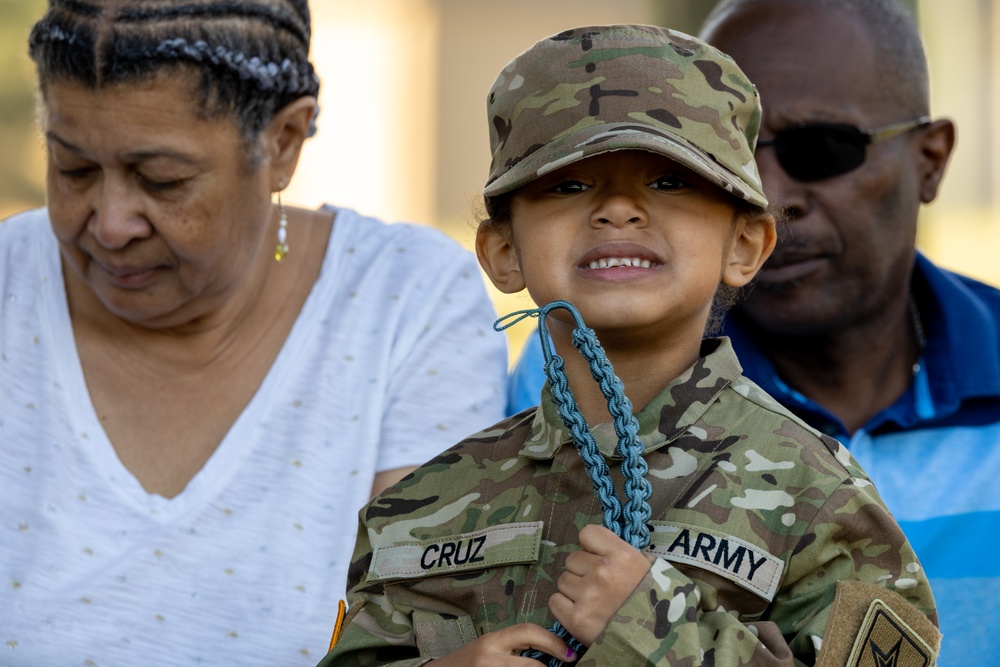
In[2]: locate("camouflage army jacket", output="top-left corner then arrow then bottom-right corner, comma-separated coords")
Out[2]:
321,338 -> 938,666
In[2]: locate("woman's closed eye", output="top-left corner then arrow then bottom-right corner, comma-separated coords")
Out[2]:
138,174 -> 187,192
56,166 -> 98,181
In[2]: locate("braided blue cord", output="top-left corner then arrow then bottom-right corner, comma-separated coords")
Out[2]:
495,301 -> 652,665
568,326 -> 652,549
541,350 -> 623,532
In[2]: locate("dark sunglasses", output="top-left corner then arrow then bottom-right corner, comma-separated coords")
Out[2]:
756,116 -> 932,182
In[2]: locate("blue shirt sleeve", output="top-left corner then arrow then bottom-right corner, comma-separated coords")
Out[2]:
506,334 -> 547,415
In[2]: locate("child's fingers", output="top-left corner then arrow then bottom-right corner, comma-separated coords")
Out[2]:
577,523 -> 628,555
489,623 -> 576,662
429,623 -> 576,666
555,568 -> 589,603
563,548 -> 601,576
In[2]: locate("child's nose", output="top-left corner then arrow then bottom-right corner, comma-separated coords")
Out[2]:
591,191 -> 647,228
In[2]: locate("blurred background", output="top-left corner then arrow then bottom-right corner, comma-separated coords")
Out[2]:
3,0 -> 998,361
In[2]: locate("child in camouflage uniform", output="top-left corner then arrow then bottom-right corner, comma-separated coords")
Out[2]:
320,25 -> 940,667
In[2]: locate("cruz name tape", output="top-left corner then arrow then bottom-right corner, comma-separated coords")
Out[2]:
367,521 -> 544,582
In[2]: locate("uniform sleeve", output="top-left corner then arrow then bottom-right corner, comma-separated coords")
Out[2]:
579,557 -> 796,666
316,517 -> 427,667
580,479 -> 939,666
376,238 -> 508,473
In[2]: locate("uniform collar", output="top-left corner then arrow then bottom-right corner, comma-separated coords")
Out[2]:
519,337 -> 744,460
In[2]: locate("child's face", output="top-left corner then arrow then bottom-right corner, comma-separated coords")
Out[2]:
479,151 -> 772,342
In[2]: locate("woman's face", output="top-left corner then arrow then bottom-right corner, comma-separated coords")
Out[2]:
42,72 -> 275,329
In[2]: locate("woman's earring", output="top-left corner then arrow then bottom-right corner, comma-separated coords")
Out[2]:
274,185 -> 289,264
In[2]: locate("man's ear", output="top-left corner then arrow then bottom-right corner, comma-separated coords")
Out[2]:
476,222 -> 525,294
261,97 -> 318,189
722,212 -> 777,288
915,118 -> 955,204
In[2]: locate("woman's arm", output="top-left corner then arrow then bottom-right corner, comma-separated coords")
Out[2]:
370,467 -> 417,498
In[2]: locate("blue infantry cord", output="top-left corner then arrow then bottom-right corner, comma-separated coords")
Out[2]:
495,301 -> 653,666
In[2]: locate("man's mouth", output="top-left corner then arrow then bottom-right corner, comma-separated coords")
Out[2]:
758,251 -> 826,285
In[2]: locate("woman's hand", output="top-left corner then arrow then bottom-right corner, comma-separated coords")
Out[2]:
548,524 -> 655,646
428,623 -> 576,666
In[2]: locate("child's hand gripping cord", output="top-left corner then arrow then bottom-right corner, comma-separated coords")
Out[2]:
495,301 -> 654,666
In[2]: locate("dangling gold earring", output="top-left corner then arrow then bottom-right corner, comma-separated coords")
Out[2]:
274,183 -> 289,264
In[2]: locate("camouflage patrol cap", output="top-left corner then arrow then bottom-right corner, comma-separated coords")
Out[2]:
484,24 -> 768,208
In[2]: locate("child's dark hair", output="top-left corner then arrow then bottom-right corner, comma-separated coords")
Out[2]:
28,0 -> 320,151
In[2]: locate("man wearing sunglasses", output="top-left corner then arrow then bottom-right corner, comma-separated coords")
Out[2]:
700,0 -> 1000,663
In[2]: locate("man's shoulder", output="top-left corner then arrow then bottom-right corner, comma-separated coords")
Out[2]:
917,253 -> 1000,315
947,270 -> 1000,312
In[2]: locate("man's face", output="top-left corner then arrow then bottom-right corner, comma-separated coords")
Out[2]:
705,3 -> 924,336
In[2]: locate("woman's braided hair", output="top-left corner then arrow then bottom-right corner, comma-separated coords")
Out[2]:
29,0 -> 320,145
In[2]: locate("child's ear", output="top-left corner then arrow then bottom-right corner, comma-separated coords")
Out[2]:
722,212 -> 777,288
476,222 -> 526,294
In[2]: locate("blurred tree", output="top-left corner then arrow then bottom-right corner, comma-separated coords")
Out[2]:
1,0 -> 47,218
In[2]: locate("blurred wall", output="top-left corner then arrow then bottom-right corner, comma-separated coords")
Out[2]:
917,0 -> 1000,282
0,0 -> 47,220
2,1 -> 997,358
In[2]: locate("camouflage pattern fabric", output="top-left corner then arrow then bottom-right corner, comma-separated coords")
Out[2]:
483,24 -> 768,208
320,338 -> 936,666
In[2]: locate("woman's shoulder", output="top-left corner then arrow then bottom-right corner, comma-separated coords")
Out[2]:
325,205 -> 473,263
1,207 -> 51,237
0,208 -> 56,270
361,411 -> 536,529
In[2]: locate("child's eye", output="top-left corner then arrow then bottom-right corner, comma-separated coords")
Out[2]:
650,175 -> 688,190
551,180 -> 589,194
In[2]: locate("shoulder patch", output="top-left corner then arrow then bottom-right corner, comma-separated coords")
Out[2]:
647,521 -> 784,601
367,521 -> 544,582
846,600 -> 935,667
816,580 -> 940,667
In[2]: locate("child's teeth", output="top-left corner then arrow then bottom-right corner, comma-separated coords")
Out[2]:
587,257 -> 651,269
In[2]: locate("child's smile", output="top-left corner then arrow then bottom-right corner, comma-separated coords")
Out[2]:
585,258 -> 654,270
579,242 -> 660,275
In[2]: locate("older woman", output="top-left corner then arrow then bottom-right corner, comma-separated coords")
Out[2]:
0,1 -> 507,665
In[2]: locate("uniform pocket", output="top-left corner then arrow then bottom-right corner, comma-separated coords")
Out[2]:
412,610 -> 479,657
